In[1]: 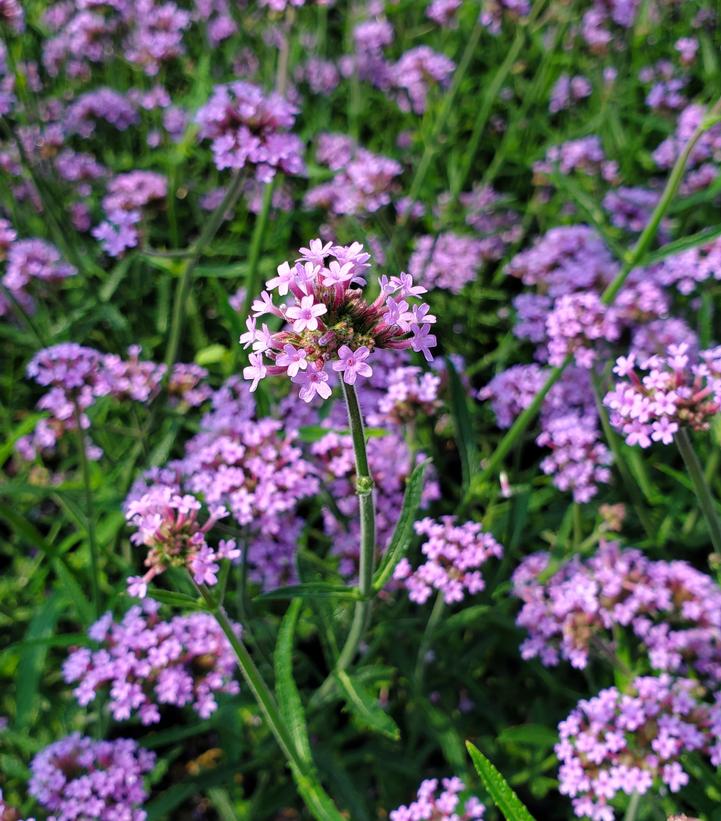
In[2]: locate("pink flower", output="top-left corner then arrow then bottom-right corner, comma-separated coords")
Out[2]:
243,353 -> 267,391
293,368 -> 332,402
332,345 -> 373,385
276,344 -> 308,377
411,323 -> 437,361
285,294 -> 327,332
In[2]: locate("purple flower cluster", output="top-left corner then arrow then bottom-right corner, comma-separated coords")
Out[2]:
196,81 -> 304,180
125,485 -> 240,593
426,0 -> 462,27
29,734 -> 155,821
129,377 -> 319,589
652,236 -> 721,295
65,88 -> 138,138
93,170 -> 167,256
653,103 -> 721,194
481,366 -> 611,502
311,429 -> 439,578
604,344 -> 721,447
1,237 -> 76,318
507,225 -> 618,298
458,184 -> 520,248
389,46 -> 455,114
602,187 -> 661,234
549,74 -> 592,114
394,517 -> 503,605
537,411 -> 612,503
390,776 -> 485,821
18,344 -> 209,461
580,0 -> 643,53
557,675 -> 721,820
64,601 -> 239,723
369,365 -> 441,426
305,135 -> 402,216
43,0 -> 190,79
546,292 -> 620,368
241,240 -> 437,402
408,233 -> 490,293
534,137 -> 619,183
512,540 -> 721,682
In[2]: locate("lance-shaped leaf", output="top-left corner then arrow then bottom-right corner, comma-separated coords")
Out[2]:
466,742 -> 536,821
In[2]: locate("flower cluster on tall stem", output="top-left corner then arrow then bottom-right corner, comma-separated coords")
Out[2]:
241,239 -> 437,401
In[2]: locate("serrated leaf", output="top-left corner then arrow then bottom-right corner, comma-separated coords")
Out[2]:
373,460 -> 429,591
255,583 -> 361,602
466,742 -> 536,821
335,670 -> 400,741
274,599 -> 313,766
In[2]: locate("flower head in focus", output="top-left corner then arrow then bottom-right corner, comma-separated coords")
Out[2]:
241,240 -> 437,402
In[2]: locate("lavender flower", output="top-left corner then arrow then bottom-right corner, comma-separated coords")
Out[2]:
394,517 -> 503,605
513,540 -> 721,682
241,240 -> 437,401
64,601 -> 239,723
390,777 -> 485,821
408,233 -> 488,293
29,734 -> 155,821
604,344 -> 721,447
196,82 -> 304,181
557,675 -> 721,820
390,47 -> 455,114
549,74 -> 592,113
546,292 -> 620,368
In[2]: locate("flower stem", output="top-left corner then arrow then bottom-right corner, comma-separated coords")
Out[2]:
465,93 -> 721,503
312,384 -> 376,705
413,591 -> 445,691
164,169 -> 245,373
197,585 -> 344,821
676,427 -> 721,559
72,402 -> 101,618
623,791 -> 640,821
240,178 -> 277,325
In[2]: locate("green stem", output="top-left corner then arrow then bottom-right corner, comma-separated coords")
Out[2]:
466,94 -> 721,503
676,427 -> 721,558
197,585 -> 344,821
403,16 -> 484,210
72,402 -> 100,617
312,383 -> 376,705
413,591 -> 446,690
240,178 -> 277,324
622,791 -> 640,821
164,170 -> 245,372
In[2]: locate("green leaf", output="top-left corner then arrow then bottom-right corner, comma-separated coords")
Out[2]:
195,343 -> 229,366
373,460 -> 429,591
446,357 -> 478,489
274,599 -> 313,766
255,583 -> 361,602
0,503 -> 56,557
0,413 -> 47,467
290,765 -> 346,821
146,588 -> 203,610
497,724 -> 558,749
641,223 -> 721,266
466,742 -> 536,821
15,593 -> 62,729
335,670 -> 400,741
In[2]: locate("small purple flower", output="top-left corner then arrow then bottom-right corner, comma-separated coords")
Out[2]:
333,345 -> 373,385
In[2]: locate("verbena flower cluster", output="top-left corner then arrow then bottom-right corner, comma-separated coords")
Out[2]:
1,234 -> 76,318
18,344 -> 209,461
196,81 -> 304,180
63,601 -> 239,723
394,517 -> 503,605
241,240 -> 437,402
305,135 -> 402,216
604,344 -> 721,447
390,777 -> 485,821
557,675 -> 721,821
28,734 -> 155,821
128,377 -> 319,589
512,540 -> 721,682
